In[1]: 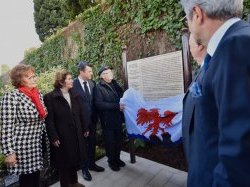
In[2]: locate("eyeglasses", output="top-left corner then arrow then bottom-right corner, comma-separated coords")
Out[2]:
26,74 -> 37,80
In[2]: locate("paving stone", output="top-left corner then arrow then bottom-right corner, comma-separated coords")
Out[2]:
50,151 -> 187,187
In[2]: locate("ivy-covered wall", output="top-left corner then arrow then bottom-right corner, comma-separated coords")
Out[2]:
0,0 -> 250,170
24,0 -> 250,84
24,0 -> 185,80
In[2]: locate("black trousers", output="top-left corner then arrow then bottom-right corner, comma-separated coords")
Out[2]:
82,122 -> 97,170
103,128 -> 122,164
58,168 -> 78,187
87,123 -> 97,166
19,171 -> 40,187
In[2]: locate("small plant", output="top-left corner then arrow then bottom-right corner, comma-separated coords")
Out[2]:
134,139 -> 145,149
0,154 -> 6,171
95,146 -> 105,160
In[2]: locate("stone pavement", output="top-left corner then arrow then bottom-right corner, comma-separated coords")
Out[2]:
50,151 -> 187,187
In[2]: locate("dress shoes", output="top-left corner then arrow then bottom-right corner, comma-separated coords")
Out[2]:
108,163 -> 120,171
82,169 -> 92,181
89,164 -> 105,172
69,182 -> 85,187
116,159 -> 126,167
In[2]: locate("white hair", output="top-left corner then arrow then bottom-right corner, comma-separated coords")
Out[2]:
180,0 -> 243,20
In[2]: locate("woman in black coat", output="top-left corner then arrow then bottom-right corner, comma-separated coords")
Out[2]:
94,66 -> 125,171
44,70 -> 88,187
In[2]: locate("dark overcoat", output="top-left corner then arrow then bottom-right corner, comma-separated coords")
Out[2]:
94,79 -> 124,130
44,88 -> 88,169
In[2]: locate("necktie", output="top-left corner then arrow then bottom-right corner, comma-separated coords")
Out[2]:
196,53 -> 211,90
203,53 -> 211,71
83,81 -> 90,98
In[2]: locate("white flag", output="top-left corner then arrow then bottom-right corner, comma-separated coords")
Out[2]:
120,88 -> 184,143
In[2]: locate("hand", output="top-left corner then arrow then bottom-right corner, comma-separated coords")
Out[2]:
84,131 -> 89,137
120,103 -> 125,111
52,140 -> 60,147
5,153 -> 17,167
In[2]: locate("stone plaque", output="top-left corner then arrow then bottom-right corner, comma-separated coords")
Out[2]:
127,51 -> 184,100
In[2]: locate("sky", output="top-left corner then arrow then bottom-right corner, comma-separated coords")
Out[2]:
0,0 -> 41,71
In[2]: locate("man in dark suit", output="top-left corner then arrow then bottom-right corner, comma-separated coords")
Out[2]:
182,33 -> 206,163
181,0 -> 250,186
73,61 -> 105,181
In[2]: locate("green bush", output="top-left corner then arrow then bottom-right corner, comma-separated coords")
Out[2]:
0,81 -> 13,97
36,66 -> 64,94
134,139 -> 146,149
0,66 -> 64,96
243,0 -> 250,19
24,33 -> 66,75
95,146 -> 105,160
24,0 -> 186,79
24,0 -> 250,81
0,154 -> 6,171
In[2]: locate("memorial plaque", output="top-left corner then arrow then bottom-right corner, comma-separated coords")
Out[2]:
127,51 -> 184,100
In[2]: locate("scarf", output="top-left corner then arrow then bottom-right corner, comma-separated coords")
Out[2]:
18,86 -> 47,119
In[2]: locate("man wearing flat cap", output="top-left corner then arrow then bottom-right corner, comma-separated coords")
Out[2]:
94,66 -> 126,171
73,61 -> 105,181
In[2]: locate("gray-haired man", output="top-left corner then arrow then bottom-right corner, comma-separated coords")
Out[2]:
181,0 -> 250,186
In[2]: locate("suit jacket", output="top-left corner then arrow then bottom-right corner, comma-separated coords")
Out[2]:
182,68 -> 204,164
183,20 -> 250,187
73,78 -> 97,130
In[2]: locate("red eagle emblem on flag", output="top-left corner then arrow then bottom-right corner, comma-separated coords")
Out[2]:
136,108 -> 177,136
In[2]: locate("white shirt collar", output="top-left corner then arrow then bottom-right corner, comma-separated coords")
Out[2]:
200,60 -> 204,68
78,76 -> 91,93
78,76 -> 87,84
207,18 -> 240,57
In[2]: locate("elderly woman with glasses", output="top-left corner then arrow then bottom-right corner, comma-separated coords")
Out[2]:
0,64 -> 48,187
